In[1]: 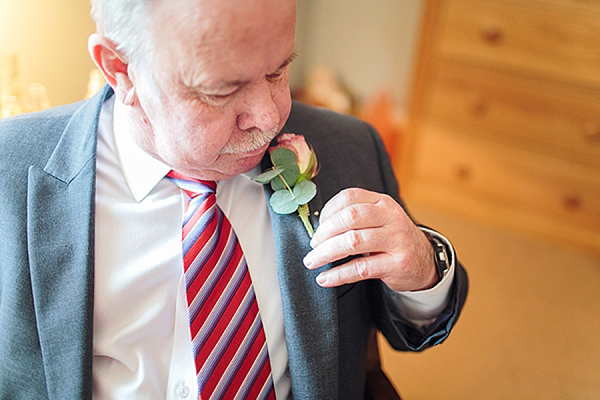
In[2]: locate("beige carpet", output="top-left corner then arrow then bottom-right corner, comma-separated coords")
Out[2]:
379,203 -> 600,399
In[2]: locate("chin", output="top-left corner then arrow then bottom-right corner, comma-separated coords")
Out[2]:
232,152 -> 265,174
206,151 -> 266,181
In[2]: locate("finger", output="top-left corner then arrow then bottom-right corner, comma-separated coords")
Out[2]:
310,202 -> 385,249
314,252 -> 433,291
303,227 -> 385,270
318,188 -> 381,223
315,253 -> 391,288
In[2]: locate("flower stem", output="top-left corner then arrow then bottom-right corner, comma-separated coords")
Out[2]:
277,173 -> 297,200
297,203 -> 314,238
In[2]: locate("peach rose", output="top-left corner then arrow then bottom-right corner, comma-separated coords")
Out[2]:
270,133 -> 318,178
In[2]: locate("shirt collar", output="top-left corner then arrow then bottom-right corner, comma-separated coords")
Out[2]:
112,99 -> 171,202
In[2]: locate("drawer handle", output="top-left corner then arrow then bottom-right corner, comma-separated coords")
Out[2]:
583,122 -> 600,144
456,165 -> 472,181
472,98 -> 489,117
480,26 -> 504,46
563,194 -> 582,211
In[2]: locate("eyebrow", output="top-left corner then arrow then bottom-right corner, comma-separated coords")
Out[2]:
280,50 -> 299,70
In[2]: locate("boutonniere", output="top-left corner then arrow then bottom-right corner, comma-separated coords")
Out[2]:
252,133 -> 319,237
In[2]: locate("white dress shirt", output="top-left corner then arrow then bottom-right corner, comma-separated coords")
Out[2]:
92,96 -> 455,399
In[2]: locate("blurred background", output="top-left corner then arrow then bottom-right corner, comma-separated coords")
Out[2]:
1,0 -> 599,398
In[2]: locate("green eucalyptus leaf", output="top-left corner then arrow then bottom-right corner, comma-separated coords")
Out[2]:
271,164 -> 299,191
293,180 -> 317,204
271,178 -> 285,191
252,167 -> 284,184
270,148 -> 297,168
270,189 -> 300,214
282,164 -> 300,185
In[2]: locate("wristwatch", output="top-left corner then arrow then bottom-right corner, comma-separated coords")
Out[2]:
423,231 -> 450,282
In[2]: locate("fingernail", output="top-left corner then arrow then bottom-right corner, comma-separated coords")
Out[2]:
316,273 -> 328,286
303,253 -> 313,268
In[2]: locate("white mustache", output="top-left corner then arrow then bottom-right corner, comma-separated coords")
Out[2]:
220,126 -> 280,154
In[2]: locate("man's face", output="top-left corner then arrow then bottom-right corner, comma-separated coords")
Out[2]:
128,0 -> 296,180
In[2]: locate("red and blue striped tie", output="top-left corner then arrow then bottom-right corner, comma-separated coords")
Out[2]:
168,171 -> 275,400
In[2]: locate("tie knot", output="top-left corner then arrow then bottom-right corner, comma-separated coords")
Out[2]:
167,170 -> 216,199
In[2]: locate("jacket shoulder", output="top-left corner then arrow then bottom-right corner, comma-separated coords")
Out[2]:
1,86 -> 115,183
0,102 -> 83,171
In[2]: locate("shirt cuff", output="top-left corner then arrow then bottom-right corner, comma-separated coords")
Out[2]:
387,227 -> 456,325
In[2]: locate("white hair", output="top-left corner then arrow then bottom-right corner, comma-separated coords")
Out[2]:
90,0 -> 156,67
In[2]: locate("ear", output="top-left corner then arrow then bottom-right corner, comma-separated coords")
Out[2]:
88,33 -> 136,105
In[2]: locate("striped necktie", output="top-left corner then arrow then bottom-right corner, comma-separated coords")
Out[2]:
168,170 -> 275,400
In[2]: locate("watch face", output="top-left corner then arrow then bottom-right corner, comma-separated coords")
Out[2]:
431,238 -> 449,279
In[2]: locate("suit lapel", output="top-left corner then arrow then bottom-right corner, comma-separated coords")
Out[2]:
261,157 -> 339,399
26,87 -> 112,399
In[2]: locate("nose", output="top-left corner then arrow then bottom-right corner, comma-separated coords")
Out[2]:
236,79 -> 280,132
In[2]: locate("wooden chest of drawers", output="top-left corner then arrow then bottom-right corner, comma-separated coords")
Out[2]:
402,0 -> 600,253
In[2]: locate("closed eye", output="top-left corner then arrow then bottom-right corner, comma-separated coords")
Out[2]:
192,85 -> 241,105
208,92 -> 235,100
267,68 -> 286,82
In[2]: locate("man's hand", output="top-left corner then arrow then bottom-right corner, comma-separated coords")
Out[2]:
303,188 -> 437,292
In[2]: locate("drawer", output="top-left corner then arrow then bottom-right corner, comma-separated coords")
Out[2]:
434,0 -> 600,86
408,126 -> 600,238
424,61 -> 600,166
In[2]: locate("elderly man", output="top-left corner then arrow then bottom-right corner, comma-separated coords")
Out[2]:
0,0 -> 467,399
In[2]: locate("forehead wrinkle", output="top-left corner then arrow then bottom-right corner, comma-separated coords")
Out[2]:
152,1 -> 215,59
154,0 -> 295,89
162,8 -> 243,89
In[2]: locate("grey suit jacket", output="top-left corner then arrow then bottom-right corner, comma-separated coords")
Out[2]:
0,86 -> 468,399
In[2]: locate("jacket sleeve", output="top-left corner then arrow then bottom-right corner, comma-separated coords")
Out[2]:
365,126 -> 469,351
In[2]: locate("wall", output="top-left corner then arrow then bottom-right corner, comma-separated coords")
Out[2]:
1,1 -> 423,110
0,0 -> 97,107
293,0 -> 424,109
